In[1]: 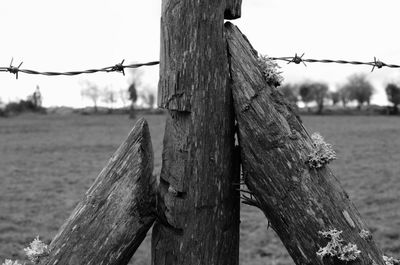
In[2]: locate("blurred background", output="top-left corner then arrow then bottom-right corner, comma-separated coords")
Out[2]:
1,1 -> 400,265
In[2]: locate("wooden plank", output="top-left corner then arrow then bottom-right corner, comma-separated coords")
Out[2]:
225,22 -> 385,265
41,118 -> 155,265
152,1 -> 241,265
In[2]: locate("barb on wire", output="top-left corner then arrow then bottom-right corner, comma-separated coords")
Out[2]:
7,58 -> 24,79
0,59 -> 160,79
288,53 -> 307,66
270,53 -> 400,72
371,57 -> 384,72
109,59 -> 126,75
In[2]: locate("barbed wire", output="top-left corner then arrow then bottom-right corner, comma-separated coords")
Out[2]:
270,53 -> 400,72
1,53 -> 400,80
0,58 -> 160,79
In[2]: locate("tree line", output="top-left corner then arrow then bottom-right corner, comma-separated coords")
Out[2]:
280,73 -> 400,114
0,86 -> 44,117
2,72 -> 400,117
80,68 -> 155,118
0,67 -> 155,118
80,81 -> 155,116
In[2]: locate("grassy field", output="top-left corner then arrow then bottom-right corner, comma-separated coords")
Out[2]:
0,113 -> 399,264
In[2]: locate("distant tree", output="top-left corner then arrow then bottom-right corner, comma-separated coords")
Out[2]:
81,81 -> 100,113
127,68 -> 142,119
299,83 -> 316,111
329,91 -> 340,106
32,85 -> 42,108
24,86 -> 44,112
343,74 -> 374,109
337,86 -> 351,107
146,93 -> 156,109
102,88 -> 117,113
385,83 -> 400,114
312,82 -> 329,114
128,82 -> 138,118
279,84 -> 298,104
129,83 -> 138,103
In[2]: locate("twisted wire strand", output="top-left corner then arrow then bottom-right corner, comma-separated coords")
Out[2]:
0,60 -> 160,79
270,54 -> 400,71
2,54 -> 400,79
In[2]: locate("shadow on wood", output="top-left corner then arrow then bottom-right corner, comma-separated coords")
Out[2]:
41,118 -> 156,265
225,22 -> 385,265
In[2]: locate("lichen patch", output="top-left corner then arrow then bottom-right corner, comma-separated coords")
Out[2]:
359,229 -> 373,240
317,229 -> 361,262
257,54 -> 284,87
307,133 -> 336,169
383,255 -> 400,265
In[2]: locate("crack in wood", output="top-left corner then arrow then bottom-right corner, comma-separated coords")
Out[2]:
154,177 -> 186,234
263,132 -> 300,152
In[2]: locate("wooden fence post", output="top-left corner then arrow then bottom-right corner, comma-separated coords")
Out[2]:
152,1 -> 242,265
225,22 -> 386,265
40,118 -> 156,265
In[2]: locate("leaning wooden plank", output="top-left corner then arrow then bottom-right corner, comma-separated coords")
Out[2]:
225,22 -> 385,265
39,118 -> 155,265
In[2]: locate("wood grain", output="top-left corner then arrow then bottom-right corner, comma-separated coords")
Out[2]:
158,0 -> 241,111
41,118 -> 155,265
153,1 -> 241,265
225,22 -> 385,265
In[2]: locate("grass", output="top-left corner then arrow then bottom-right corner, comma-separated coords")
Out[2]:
0,113 -> 399,264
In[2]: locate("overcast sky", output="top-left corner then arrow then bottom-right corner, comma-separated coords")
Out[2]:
1,0 -> 400,107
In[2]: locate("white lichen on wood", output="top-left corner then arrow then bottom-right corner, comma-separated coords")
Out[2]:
317,229 -> 361,261
384,255 -> 400,265
359,229 -> 372,240
24,236 -> 49,264
257,54 -> 284,87
307,132 -> 336,169
1,260 -> 23,265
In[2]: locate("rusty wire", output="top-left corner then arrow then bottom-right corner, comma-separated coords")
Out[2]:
270,53 -> 400,72
0,58 -> 160,79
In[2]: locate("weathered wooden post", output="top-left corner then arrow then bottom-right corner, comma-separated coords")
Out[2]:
19,3 -> 391,265
225,22 -> 386,265
152,1 -> 242,264
40,118 -> 156,265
